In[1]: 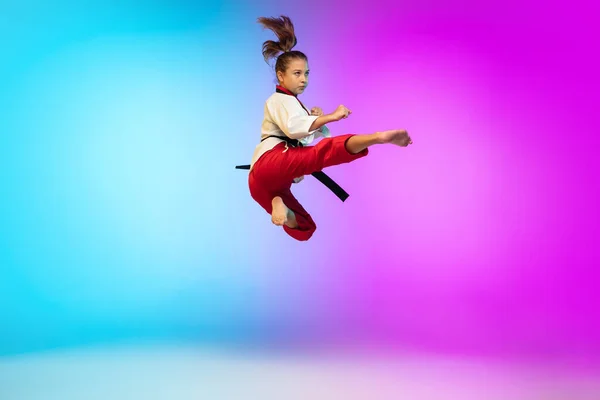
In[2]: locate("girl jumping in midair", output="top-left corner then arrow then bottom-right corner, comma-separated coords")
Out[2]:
244,15 -> 412,241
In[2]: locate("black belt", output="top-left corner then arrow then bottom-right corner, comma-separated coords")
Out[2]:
235,135 -> 349,202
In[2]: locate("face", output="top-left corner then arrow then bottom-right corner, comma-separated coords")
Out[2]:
277,58 -> 309,95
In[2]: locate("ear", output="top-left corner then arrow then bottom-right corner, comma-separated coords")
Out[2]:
276,70 -> 284,83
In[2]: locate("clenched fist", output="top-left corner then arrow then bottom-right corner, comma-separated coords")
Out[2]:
332,104 -> 352,121
310,107 -> 323,116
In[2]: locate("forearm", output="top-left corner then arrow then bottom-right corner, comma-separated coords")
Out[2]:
309,114 -> 337,132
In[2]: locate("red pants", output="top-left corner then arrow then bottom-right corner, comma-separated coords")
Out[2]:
249,134 -> 369,241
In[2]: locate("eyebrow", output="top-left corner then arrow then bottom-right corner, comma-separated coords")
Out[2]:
293,69 -> 310,73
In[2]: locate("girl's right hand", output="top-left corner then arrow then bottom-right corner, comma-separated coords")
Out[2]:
332,105 -> 351,121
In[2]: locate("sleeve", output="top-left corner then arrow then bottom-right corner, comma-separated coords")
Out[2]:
317,125 -> 332,139
297,124 -> 331,146
267,96 -> 320,140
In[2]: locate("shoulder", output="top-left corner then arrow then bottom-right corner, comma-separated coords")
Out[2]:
266,93 -> 296,106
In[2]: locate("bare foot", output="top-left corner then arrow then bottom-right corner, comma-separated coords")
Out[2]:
377,129 -> 412,147
271,196 -> 288,226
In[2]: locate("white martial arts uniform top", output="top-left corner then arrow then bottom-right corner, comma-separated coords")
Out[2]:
250,91 -> 331,172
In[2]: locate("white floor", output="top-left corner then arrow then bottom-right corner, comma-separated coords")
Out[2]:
1,343 -> 599,400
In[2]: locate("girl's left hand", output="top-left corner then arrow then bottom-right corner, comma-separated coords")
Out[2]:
310,107 -> 323,116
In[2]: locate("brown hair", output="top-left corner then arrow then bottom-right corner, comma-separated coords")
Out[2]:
257,15 -> 308,78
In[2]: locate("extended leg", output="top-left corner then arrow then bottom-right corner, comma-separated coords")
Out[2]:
345,129 -> 412,154
270,134 -> 369,181
344,132 -> 381,154
267,131 -> 412,182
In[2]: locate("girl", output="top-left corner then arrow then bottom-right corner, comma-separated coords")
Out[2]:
247,15 -> 412,241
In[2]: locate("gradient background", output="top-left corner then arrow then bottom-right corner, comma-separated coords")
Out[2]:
1,0 -> 599,396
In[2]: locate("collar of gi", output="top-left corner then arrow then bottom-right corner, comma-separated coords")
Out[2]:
275,85 -> 309,114
275,85 -> 296,96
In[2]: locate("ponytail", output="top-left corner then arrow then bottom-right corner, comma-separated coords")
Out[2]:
257,15 -> 298,63
257,15 -> 307,77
